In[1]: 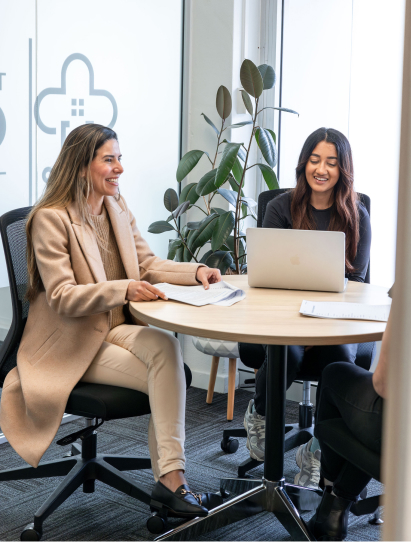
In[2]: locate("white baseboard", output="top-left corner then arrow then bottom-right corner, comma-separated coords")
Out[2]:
191,368 -> 239,394
0,413 -> 80,446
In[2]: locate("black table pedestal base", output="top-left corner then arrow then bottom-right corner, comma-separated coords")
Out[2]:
155,478 -> 320,541
155,345 -> 320,541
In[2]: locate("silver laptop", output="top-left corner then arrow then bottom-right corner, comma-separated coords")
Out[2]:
247,228 -> 347,293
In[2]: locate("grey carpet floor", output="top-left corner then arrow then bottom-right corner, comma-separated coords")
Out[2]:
0,387 -> 383,541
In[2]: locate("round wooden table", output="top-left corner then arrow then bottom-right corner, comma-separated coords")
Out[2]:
130,277 -> 388,541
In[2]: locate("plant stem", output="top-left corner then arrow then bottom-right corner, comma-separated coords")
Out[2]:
233,98 -> 259,274
191,204 -> 208,215
173,219 -> 199,262
207,118 -> 225,211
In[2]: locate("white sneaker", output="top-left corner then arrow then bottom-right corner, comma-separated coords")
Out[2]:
244,399 -> 266,461
294,437 -> 321,489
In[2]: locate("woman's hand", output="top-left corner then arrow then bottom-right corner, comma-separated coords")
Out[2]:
196,266 -> 222,290
126,281 -> 168,302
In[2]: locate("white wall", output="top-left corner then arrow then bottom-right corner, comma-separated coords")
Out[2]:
279,0 -> 405,288
179,0 -> 266,392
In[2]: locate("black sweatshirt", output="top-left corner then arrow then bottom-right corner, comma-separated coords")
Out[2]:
262,191 -> 371,283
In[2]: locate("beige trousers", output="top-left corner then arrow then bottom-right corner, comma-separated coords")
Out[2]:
81,324 -> 186,481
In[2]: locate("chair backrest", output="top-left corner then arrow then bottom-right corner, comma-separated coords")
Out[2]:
257,189 -> 371,284
0,207 -> 32,386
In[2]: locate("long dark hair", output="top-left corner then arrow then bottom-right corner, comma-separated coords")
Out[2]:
290,127 -> 359,273
26,124 -> 118,302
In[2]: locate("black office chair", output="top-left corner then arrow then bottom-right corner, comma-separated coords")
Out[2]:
315,418 -> 382,523
0,207 -> 192,541
221,189 -> 376,480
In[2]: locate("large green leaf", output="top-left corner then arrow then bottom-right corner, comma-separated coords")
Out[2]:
196,169 -> 217,196
259,106 -> 299,116
216,85 -> 232,119
258,128 -> 277,168
176,150 -> 205,182
232,158 -> 244,184
221,139 -> 246,161
215,143 -> 241,187
204,250 -> 233,274
227,120 -> 253,129
258,64 -> 276,89
225,235 -> 246,257
167,238 -> 183,260
240,59 -> 263,98
148,220 -> 175,234
255,163 -> 279,190
174,245 -> 184,262
188,214 -> 218,252
255,127 -> 276,146
163,188 -> 179,212
172,201 -> 190,219
200,249 -> 213,264
241,196 -> 257,208
179,182 -> 200,205
217,188 -> 238,207
201,113 -> 219,136
210,207 -> 227,216
240,90 -> 253,115
211,211 -> 235,251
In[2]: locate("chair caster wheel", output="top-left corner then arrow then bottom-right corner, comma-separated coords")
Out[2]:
221,437 -> 239,454
147,513 -> 166,535
369,515 -> 384,525
220,488 -> 230,498
20,523 -> 42,541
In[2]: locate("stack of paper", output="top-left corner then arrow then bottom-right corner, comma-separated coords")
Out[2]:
300,300 -> 391,322
153,281 -> 246,307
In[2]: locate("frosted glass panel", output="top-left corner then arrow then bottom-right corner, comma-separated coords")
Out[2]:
0,0 -> 183,288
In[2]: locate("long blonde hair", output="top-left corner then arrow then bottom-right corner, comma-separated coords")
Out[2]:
26,123 -> 118,302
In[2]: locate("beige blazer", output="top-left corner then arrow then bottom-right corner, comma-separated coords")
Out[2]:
0,195 -> 202,467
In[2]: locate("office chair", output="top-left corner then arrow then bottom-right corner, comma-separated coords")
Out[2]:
0,207 -> 192,541
221,189 -> 377,481
315,418 -> 383,524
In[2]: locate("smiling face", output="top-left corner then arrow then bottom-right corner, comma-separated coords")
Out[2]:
305,140 -> 340,202
88,138 -> 123,199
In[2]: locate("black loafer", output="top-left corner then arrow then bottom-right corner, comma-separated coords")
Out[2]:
151,482 -> 209,519
200,491 -> 224,510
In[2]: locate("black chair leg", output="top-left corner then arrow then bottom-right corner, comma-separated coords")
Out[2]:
0,456 -> 77,481
96,459 -> 151,505
102,454 -> 151,471
32,461 -> 88,533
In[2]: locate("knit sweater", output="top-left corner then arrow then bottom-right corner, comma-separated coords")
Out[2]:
90,205 -> 128,329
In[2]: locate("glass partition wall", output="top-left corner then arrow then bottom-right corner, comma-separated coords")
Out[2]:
0,0 -> 184,290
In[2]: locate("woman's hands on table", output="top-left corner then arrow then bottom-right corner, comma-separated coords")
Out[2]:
126,281 -> 168,302
126,267 -> 222,302
196,267 -> 222,289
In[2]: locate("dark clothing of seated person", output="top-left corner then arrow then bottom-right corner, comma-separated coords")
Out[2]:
308,285 -> 392,541
242,128 -> 371,490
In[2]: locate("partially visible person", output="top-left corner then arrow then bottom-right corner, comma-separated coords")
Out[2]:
307,286 -> 392,541
243,127 -> 371,489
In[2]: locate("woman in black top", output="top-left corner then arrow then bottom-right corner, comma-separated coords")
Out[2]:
243,127 -> 371,489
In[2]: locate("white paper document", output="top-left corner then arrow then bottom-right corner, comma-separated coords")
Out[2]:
153,281 -> 246,307
300,300 -> 391,322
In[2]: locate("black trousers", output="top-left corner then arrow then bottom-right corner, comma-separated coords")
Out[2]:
254,343 -> 358,416
315,362 -> 383,501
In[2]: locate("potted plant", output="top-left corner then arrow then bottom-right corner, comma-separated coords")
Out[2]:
148,58 -> 297,274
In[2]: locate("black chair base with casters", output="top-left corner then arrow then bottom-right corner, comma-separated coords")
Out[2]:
0,207 -> 194,540
316,418 -> 383,526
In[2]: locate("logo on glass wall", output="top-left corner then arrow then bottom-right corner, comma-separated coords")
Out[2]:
0,107 -> 5,147
34,53 -> 118,182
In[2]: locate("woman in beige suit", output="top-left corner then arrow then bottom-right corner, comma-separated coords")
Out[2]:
0,123 -> 221,519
